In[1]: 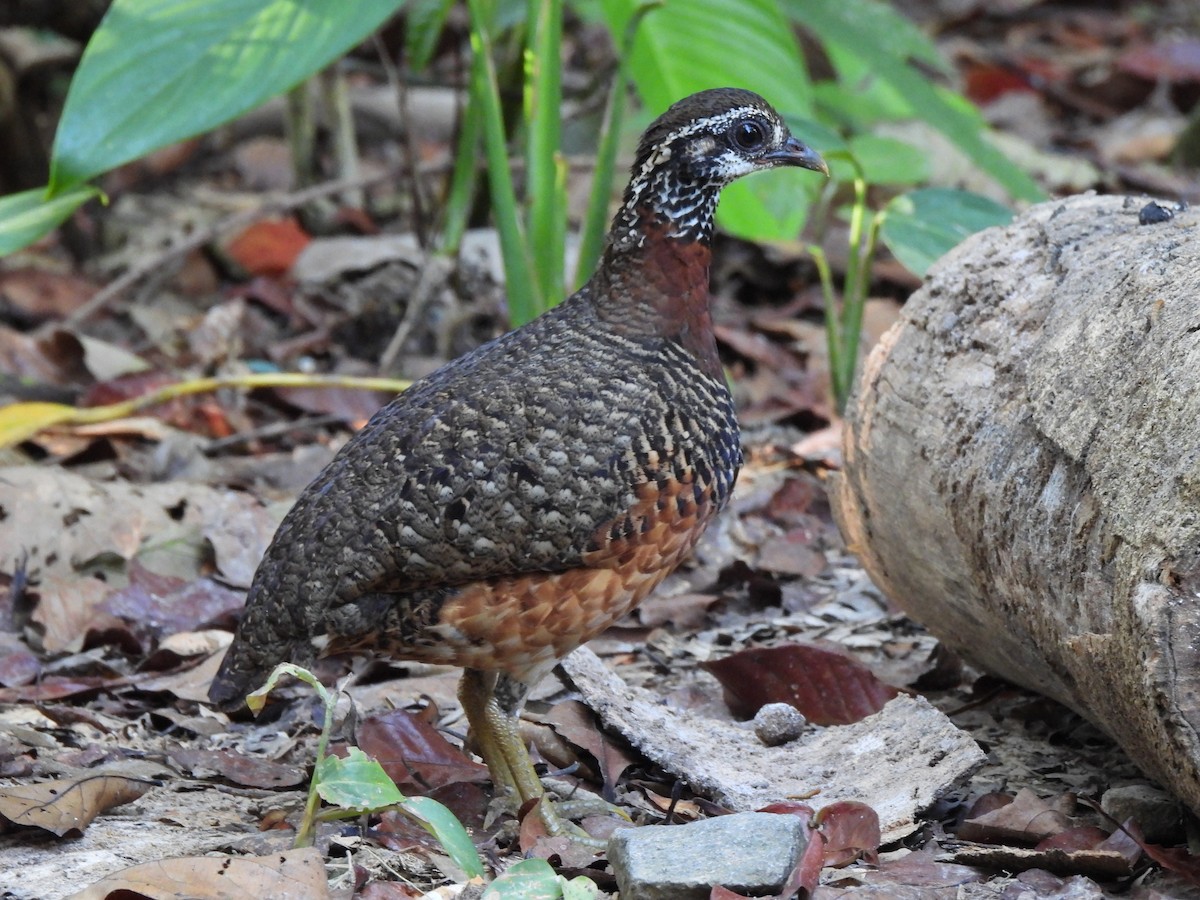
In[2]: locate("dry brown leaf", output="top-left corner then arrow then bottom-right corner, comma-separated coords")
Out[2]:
67,846 -> 331,900
0,774 -> 157,837
703,642 -> 900,725
957,788 -> 1072,845
544,700 -> 635,798
168,749 -> 305,789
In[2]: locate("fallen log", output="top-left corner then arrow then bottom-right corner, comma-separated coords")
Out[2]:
830,194 -> 1200,812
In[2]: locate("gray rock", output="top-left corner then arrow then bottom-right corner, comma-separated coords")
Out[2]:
608,812 -> 807,900
1101,783 -> 1183,844
753,702 -> 807,746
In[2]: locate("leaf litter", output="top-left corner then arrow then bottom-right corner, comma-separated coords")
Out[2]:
5,2 -> 1200,895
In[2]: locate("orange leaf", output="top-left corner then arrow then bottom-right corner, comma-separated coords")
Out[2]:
227,217 -> 311,276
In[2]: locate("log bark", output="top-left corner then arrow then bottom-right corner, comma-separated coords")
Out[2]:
830,194 -> 1200,812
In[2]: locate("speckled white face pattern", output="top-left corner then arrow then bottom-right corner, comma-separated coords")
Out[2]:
617,104 -> 789,244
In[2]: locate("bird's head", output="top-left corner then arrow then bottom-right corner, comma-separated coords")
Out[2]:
617,88 -> 827,244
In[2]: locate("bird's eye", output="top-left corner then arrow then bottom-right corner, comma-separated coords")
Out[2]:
731,120 -> 766,151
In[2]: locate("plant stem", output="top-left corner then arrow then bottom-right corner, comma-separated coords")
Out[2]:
524,0 -> 564,307
466,0 -> 541,324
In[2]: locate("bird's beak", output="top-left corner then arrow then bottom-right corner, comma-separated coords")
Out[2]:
766,135 -> 829,176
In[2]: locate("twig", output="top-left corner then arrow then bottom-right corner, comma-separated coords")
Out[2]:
377,254 -> 454,374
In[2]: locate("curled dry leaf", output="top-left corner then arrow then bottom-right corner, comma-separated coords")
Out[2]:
0,773 -> 157,837
703,642 -> 899,725
66,846 -> 330,900
812,800 -> 882,867
956,788 -> 1072,845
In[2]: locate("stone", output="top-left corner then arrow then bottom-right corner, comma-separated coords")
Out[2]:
753,702 -> 807,746
607,811 -> 807,900
1101,783 -> 1184,844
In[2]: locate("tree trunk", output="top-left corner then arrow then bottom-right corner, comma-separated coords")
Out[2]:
830,194 -> 1200,812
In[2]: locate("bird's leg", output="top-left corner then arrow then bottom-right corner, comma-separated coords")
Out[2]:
458,668 -> 545,811
459,668 -> 609,842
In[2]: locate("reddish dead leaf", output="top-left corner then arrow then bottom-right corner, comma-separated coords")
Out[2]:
356,708 -> 488,793
956,788 -> 1072,845
70,846 -> 330,899
1119,819 -> 1200,886
227,217 -> 311,276
813,800 -> 881,867
703,643 -> 899,725
99,566 -> 245,646
169,749 -> 305,789
963,62 -> 1036,104
0,773 -> 156,837
545,699 -> 635,798
710,887 -> 751,900
0,268 -> 98,323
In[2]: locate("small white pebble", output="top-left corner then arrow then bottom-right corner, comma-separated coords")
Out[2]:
753,703 -> 807,746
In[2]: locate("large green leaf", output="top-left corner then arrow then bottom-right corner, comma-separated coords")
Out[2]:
49,0 -> 406,193
400,795 -> 486,879
0,185 -> 101,256
788,0 -> 1043,203
880,187 -> 1012,276
600,0 -> 820,241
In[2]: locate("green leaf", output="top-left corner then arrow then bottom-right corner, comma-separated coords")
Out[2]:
400,795 -> 485,879
0,185 -> 101,256
560,875 -> 602,899
482,858 -> 564,899
49,0 -> 406,193
600,0 -> 819,241
787,0 -> 1043,202
846,134 -> 928,186
314,746 -> 405,812
879,187 -> 1012,276
404,0 -> 456,70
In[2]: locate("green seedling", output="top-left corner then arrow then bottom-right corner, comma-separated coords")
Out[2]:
247,663 -> 485,879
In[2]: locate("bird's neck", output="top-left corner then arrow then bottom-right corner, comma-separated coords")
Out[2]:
589,196 -> 722,380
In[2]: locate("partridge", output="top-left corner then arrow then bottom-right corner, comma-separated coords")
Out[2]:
210,88 -> 827,834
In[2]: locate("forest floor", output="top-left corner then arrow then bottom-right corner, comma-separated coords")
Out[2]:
2,0 -> 1200,897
